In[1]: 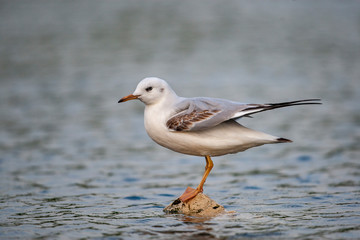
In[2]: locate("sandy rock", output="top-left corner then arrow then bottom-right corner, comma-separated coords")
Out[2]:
164,189 -> 226,217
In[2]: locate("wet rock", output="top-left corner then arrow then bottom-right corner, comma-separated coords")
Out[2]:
164,189 -> 226,217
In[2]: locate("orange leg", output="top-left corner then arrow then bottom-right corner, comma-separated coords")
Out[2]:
179,155 -> 214,202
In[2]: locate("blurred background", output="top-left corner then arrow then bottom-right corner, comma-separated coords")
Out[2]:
1,1 -> 359,239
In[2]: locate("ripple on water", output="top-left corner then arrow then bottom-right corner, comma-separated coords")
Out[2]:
124,196 -> 148,201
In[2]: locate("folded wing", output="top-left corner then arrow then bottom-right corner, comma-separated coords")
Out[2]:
166,98 -> 321,132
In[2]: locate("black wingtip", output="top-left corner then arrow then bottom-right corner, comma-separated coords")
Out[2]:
266,99 -> 322,106
277,137 -> 292,143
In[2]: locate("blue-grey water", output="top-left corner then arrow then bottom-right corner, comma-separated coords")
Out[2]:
1,1 -> 359,239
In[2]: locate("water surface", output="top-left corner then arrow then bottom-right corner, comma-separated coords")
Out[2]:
1,1 -> 359,239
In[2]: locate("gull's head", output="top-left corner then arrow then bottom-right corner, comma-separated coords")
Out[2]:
118,77 -> 174,105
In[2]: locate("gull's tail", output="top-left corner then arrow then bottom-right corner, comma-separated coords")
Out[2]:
239,99 -> 321,144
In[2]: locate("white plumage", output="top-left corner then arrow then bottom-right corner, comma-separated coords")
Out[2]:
119,77 -> 321,202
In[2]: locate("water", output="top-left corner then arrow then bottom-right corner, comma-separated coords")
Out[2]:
1,1 -> 359,239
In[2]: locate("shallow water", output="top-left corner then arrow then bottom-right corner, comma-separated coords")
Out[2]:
1,1 -> 360,239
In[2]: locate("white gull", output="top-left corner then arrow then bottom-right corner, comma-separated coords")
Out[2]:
118,77 -> 321,202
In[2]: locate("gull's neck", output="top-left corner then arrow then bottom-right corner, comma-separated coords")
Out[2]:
152,86 -> 180,107
144,88 -> 181,134
144,87 -> 181,120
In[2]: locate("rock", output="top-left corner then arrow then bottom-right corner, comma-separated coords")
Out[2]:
164,188 -> 226,217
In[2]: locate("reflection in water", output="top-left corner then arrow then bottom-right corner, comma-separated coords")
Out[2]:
1,1 -> 359,239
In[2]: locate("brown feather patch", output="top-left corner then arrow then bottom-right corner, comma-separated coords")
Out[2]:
167,109 -> 220,131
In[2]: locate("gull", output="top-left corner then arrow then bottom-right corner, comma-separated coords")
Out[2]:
118,77 -> 321,202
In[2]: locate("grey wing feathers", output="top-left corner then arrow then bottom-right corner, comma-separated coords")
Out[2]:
166,98 -> 245,131
166,98 -> 321,132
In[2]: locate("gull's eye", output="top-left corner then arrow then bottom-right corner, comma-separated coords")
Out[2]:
145,86 -> 153,92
